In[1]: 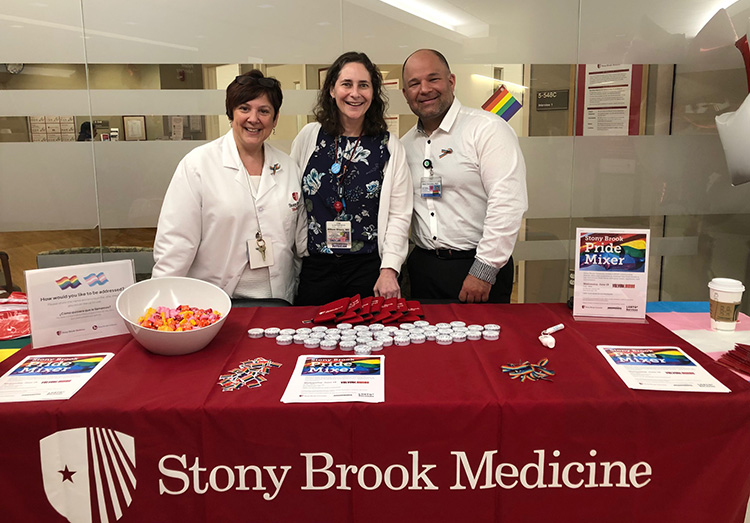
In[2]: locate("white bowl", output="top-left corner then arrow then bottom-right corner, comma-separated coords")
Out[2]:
116,277 -> 231,356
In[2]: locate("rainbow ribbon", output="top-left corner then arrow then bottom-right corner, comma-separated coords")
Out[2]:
501,359 -> 555,382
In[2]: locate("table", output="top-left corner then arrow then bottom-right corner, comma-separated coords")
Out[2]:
2,303 -> 750,523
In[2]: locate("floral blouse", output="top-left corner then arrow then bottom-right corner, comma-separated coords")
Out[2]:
302,128 -> 391,255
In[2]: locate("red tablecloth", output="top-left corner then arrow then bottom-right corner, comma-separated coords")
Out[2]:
2,303 -> 750,523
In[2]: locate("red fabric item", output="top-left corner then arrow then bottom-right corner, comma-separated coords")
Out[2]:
317,297 -> 349,317
338,295 -> 362,321
736,35 -> 750,92
396,298 -> 407,313
346,294 -> 361,313
406,300 -> 424,317
718,343 -> 750,375
338,310 -> 358,321
359,297 -> 372,315
380,312 -> 401,324
2,304 -> 750,522
381,297 -> 397,311
0,309 -> 29,340
0,292 -> 30,340
312,312 -> 337,324
312,296 -> 425,325
370,311 -> 392,323
369,296 -> 384,314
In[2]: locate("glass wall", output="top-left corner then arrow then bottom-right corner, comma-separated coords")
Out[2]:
1,0 -> 749,312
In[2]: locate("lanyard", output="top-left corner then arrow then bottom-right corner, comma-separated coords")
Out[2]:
331,133 -> 362,215
243,164 -> 267,260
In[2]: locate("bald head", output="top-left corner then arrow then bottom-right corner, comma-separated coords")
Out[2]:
402,49 -> 451,82
401,49 -> 456,134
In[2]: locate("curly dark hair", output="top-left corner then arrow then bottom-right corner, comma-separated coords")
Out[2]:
314,51 -> 388,136
225,69 -> 282,120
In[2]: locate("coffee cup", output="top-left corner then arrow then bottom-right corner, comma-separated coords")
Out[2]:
708,278 -> 745,331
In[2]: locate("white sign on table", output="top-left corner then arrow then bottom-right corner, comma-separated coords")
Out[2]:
0,352 -> 114,403
281,355 -> 384,403
573,228 -> 649,321
25,260 -> 134,348
597,345 -> 730,393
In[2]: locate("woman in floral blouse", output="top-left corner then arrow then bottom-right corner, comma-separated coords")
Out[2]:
291,51 -> 413,305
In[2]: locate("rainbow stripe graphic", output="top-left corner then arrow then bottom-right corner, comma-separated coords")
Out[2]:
301,357 -> 381,375
85,272 -> 109,286
482,85 -> 522,121
578,233 -> 647,273
605,347 -> 693,366
12,355 -> 105,376
56,276 -> 81,290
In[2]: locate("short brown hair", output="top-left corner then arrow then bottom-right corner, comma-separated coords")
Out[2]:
225,70 -> 282,121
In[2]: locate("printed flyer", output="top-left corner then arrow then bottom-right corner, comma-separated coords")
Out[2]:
25,260 -> 135,348
597,345 -> 730,393
281,355 -> 384,404
0,353 -> 114,402
582,64 -> 632,136
574,228 -> 649,321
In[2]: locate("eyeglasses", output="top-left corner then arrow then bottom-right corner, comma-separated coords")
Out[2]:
234,75 -> 279,88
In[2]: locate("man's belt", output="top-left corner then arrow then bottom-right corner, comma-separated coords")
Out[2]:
418,246 -> 476,260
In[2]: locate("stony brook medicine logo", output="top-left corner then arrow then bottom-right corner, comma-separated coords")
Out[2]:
40,428 -> 136,523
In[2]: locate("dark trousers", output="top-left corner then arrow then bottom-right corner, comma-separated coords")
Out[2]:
296,253 -> 381,306
407,247 -> 514,303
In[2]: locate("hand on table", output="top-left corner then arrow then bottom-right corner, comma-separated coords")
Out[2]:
374,268 -> 401,299
458,275 -> 491,303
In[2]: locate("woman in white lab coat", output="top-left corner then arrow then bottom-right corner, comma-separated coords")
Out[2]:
152,70 -> 306,303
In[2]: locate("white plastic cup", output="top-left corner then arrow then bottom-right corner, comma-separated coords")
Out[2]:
708,278 -> 745,331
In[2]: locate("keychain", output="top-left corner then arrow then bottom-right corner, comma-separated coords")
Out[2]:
539,323 -> 564,349
255,232 -> 266,261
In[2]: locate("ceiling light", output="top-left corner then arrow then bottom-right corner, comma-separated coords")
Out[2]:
378,0 -> 488,38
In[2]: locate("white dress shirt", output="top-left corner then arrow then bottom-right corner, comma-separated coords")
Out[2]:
401,98 -> 528,282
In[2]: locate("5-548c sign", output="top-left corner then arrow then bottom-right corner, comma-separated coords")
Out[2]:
536,89 -> 569,111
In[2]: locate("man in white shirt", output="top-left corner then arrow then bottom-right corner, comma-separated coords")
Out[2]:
401,49 -> 528,303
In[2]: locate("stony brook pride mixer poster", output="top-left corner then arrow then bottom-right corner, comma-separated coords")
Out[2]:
573,228 -> 649,321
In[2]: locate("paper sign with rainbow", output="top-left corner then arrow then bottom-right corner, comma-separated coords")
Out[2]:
482,85 -> 522,121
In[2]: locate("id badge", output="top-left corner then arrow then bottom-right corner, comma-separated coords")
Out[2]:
247,238 -> 274,268
421,176 -> 442,198
326,220 -> 352,249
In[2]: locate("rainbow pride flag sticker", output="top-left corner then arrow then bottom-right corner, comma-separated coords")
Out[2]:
482,85 -> 522,121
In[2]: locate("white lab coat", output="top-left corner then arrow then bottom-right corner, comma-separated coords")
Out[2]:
152,131 -> 307,303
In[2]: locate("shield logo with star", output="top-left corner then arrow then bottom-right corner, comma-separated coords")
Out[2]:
40,427 -> 136,523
